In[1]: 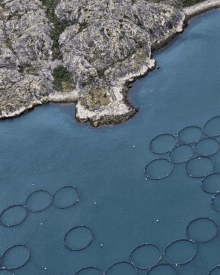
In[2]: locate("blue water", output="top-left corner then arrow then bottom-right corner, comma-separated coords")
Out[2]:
0,8 -> 220,275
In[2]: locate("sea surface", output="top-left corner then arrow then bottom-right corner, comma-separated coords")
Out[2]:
0,8 -> 220,275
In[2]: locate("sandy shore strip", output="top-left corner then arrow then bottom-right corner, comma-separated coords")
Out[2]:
183,0 -> 220,21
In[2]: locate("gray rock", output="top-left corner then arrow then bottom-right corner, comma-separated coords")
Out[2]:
0,0 -> 186,126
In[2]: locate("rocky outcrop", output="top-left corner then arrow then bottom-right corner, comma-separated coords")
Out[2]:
0,0 -> 188,126
183,0 -> 220,20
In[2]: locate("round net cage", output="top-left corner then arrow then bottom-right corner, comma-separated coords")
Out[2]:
52,186 -> 80,209
208,265 -> 220,275
0,204 -> 28,227
75,266 -> 104,275
144,158 -> 174,180
105,261 -> 138,275
185,156 -> 215,178
211,192 -> 220,212
164,239 -> 197,266
204,115 -> 220,137
177,126 -> 204,144
149,134 -> 177,155
168,143 -> 194,164
25,189 -> 52,213
64,225 -> 94,251
146,263 -> 179,275
129,243 -> 163,270
1,244 -> 30,270
186,217 -> 218,243
194,137 -> 220,156
201,173 -> 220,194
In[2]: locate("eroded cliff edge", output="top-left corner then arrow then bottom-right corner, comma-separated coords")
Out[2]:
0,0 -> 219,127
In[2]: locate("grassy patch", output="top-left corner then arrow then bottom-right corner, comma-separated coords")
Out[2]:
81,76 -> 95,87
80,89 -> 110,110
180,0 -> 206,7
37,0 -> 79,91
38,0 -> 78,61
123,15 -> 131,20
78,22 -> 89,33
27,67 -> 38,74
97,70 -> 105,77
52,65 -> 75,92
18,63 -> 32,73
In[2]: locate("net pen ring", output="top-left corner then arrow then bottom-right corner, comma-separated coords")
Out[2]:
177,126 -> 204,144
0,204 -> 28,227
105,261 -> 138,275
185,156 -> 215,178
149,133 -> 177,155
204,115 -> 220,137
201,172 -> 220,194
186,217 -> 218,243
144,158 -> 174,180
64,225 -> 94,251
75,266 -> 104,274
52,186 -> 80,209
1,244 -> 31,270
168,143 -> 194,164
194,137 -> 220,156
25,189 -> 53,213
146,263 -> 179,274
129,243 -> 163,270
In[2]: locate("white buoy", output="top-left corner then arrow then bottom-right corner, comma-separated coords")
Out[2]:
133,146 -> 135,148
41,223 -> 42,225
101,244 -> 103,247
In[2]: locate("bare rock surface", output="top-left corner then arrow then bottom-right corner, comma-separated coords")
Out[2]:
183,0 -> 220,20
0,0 -> 189,126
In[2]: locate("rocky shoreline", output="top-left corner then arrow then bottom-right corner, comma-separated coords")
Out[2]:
183,0 -> 220,20
0,0 -> 219,127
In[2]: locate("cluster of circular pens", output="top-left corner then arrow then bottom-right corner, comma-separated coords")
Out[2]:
0,186 -> 95,273
2,115 -> 220,274
74,218 -> 219,274
74,116 -> 220,274
145,115 -> 220,213
145,115 -> 220,181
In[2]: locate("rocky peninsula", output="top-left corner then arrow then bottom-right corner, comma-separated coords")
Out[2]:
0,0 -> 219,127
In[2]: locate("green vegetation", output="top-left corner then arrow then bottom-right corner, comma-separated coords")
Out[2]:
0,0 -> 211,98
127,49 -> 136,57
7,14 -> 12,20
52,65 -> 75,92
82,75 -> 96,87
134,14 -> 144,29
38,0 -> 77,61
97,69 -> 105,77
123,15 -> 131,20
80,89 -> 110,110
180,0 -> 206,7
106,28 -> 111,37
37,0 -> 78,91
18,63 -> 31,73
78,22 -> 89,33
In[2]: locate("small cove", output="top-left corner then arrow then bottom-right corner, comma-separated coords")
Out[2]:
0,8 -> 220,274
